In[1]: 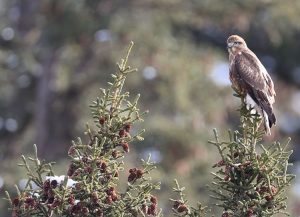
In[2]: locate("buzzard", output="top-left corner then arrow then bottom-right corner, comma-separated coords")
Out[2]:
227,35 -> 276,135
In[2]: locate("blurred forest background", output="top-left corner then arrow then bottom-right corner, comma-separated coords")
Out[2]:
1,0 -> 300,216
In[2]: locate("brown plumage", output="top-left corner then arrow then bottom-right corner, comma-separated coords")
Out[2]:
227,35 -> 276,135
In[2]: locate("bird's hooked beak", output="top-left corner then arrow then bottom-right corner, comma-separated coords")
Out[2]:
227,42 -> 234,49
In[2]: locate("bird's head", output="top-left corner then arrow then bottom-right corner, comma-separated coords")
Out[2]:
227,35 -> 247,53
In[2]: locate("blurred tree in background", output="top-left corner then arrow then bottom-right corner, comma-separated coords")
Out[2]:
1,0 -> 300,216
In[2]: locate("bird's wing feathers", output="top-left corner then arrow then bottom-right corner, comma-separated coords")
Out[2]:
234,50 -> 276,127
264,72 -> 276,98
234,51 -> 276,102
234,51 -> 267,92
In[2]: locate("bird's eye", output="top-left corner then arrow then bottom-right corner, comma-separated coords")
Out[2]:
234,41 -> 242,45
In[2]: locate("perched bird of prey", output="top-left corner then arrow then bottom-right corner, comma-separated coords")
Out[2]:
227,35 -> 276,135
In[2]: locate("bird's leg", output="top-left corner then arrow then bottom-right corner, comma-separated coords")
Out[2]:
231,85 -> 243,99
240,95 -> 246,106
231,86 -> 249,116
240,89 -> 247,106
233,86 -> 246,107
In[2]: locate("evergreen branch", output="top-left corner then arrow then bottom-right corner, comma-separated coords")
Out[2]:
210,102 -> 294,217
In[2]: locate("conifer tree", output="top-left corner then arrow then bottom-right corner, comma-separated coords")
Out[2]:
5,42 -> 161,217
208,95 -> 295,217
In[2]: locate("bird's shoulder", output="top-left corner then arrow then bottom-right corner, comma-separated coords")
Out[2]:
234,49 -> 260,68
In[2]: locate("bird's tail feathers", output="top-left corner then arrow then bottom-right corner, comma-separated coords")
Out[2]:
268,112 -> 276,128
261,106 -> 276,135
262,110 -> 271,135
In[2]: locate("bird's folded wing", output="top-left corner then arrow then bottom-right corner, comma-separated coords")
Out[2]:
234,51 -> 266,91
